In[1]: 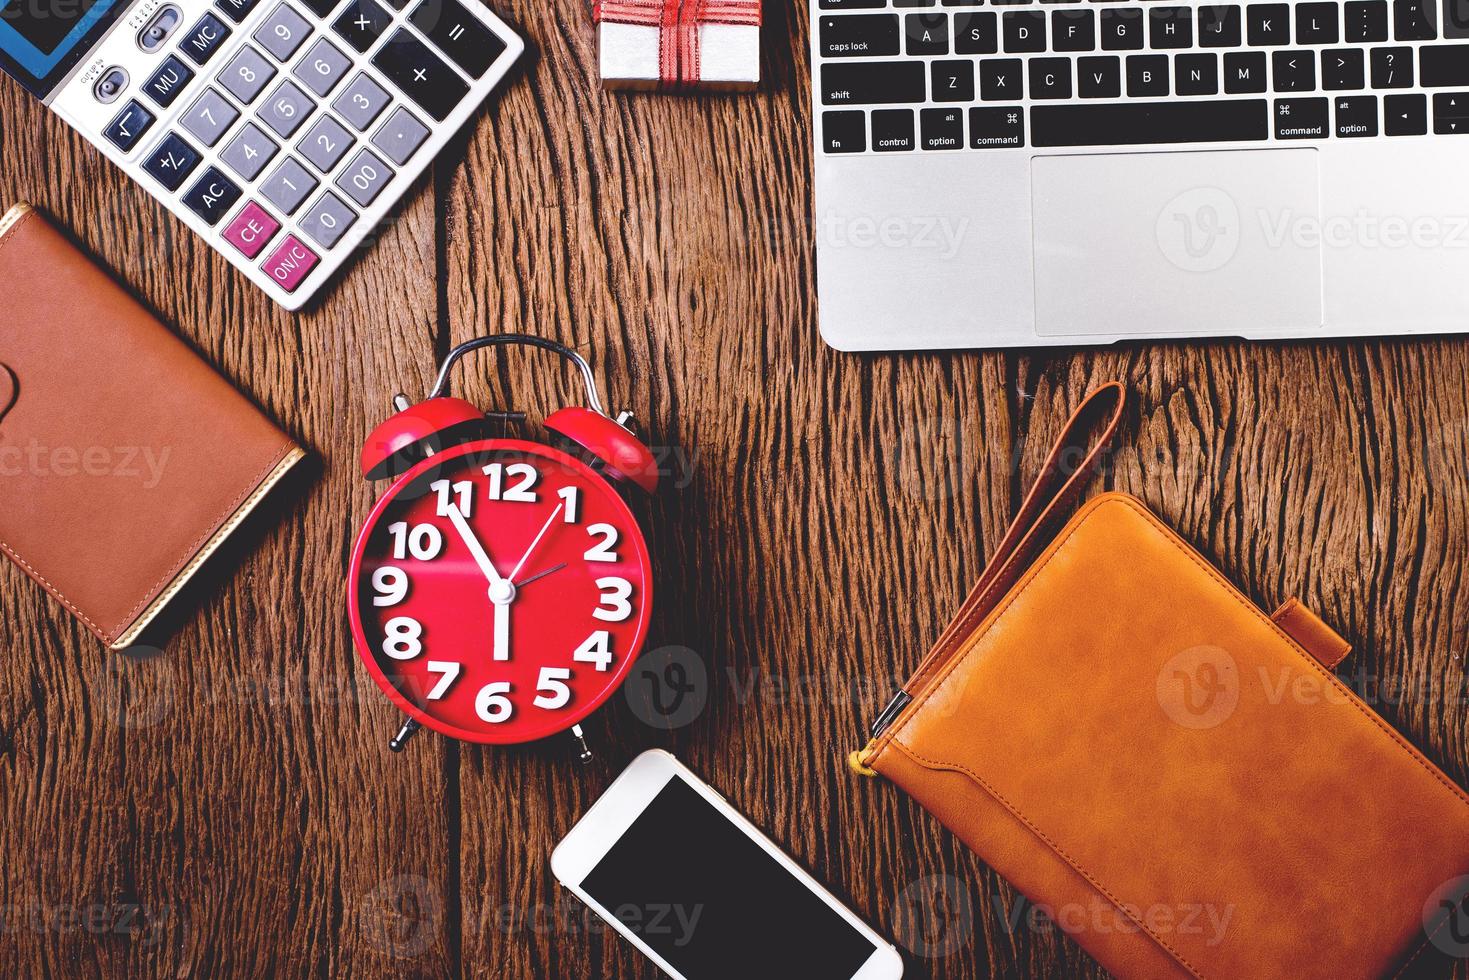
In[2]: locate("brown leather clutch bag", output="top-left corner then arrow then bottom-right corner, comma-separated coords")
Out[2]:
851,383 -> 1469,979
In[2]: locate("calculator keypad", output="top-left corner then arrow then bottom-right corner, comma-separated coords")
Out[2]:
89,0 -> 517,302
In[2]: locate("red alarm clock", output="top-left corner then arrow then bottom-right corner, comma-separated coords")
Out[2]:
348,335 -> 658,755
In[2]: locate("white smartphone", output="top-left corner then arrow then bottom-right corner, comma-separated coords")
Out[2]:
552,750 -> 904,980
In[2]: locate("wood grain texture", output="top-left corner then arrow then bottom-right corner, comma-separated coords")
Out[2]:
3,1 -> 1469,977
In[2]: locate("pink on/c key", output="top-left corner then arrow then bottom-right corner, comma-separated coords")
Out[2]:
223,201 -> 280,259
261,235 -> 319,293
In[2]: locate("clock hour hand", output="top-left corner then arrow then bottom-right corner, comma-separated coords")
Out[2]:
444,506 -> 506,586
492,598 -> 510,662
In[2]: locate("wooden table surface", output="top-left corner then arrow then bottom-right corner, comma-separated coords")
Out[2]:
4,1 -> 1469,976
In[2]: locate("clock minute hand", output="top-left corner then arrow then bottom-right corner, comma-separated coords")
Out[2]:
508,502 -> 564,584
444,506 -> 506,586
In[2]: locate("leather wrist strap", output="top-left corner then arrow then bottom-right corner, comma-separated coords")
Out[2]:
856,382 -> 1127,765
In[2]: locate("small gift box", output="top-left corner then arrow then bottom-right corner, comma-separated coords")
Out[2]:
594,0 -> 762,91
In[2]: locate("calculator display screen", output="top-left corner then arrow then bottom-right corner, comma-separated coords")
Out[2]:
0,0 -> 127,96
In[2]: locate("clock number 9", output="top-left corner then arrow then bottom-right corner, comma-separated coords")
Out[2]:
593,578 -> 632,622
372,566 -> 408,606
388,521 -> 443,561
382,616 -> 423,660
533,667 -> 573,709
476,681 -> 514,723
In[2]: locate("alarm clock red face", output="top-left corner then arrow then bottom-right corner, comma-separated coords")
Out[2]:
349,439 -> 653,744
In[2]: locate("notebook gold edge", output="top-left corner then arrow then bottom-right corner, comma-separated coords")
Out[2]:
0,203 -> 33,240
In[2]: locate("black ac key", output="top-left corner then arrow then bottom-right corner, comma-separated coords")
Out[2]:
371,28 -> 469,120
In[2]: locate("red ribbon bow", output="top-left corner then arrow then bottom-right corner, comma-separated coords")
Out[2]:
594,0 -> 762,87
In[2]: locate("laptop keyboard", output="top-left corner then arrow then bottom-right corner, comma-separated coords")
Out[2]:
814,0 -> 1469,150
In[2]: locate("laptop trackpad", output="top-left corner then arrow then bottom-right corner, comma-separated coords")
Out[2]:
1031,149 -> 1323,337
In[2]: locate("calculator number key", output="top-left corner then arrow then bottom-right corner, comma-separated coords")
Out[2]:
260,156 -> 320,215
218,46 -> 277,103
182,167 -> 243,224
260,80 -> 316,137
221,122 -> 281,180
254,3 -> 312,62
104,100 -> 156,151
293,38 -> 353,96
408,0 -> 507,78
143,133 -> 203,190
332,72 -> 391,130
181,88 -> 241,146
300,190 -> 358,248
371,28 -> 469,121
335,147 -> 394,206
298,114 -> 355,172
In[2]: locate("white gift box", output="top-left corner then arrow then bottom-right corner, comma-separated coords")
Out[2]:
597,20 -> 760,91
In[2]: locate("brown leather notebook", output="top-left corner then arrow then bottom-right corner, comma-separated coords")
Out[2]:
0,203 -> 306,649
852,384 -> 1469,979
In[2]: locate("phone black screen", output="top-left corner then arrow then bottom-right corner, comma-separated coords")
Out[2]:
581,774 -> 879,980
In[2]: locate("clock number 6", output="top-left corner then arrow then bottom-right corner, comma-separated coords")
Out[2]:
475,681 -> 514,723
533,667 -> 573,709
593,577 -> 633,622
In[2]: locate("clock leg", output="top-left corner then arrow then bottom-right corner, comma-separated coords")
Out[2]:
389,718 -> 422,752
571,724 -> 593,765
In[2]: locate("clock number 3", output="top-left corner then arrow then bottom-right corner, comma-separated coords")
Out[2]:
593,578 -> 632,622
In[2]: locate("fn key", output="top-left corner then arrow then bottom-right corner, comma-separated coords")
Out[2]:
823,110 -> 867,152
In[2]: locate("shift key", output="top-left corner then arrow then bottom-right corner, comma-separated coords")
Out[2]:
821,62 -> 925,105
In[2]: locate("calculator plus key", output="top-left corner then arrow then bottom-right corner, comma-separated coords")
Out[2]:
144,56 -> 195,107
143,133 -> 203,190
371,29 -> 471,120
182,167 -> 242,224
104,101 -> 155,152
334,0 -> 394,52
409,0 -> 508,78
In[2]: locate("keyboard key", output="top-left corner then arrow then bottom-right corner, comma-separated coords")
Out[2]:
335,147 -> 394,205
1346,0 -> 1390,40
821,61 -> 925,104
261,156 -> 319,214
980,58 -> 1024,98
103,100 -> 155,151
905,12 -> 950,53
819,13 -> 900,56
1077,55 -> 1121,96
1384,92 -> 1429,132
1394,0 -> 1437,37
179,89 -> 239,149
292,38 -> 353,97
1335,94 -> 1379,134
182,167 -> 242,224
370,106 -> 430,164
301,0 -> 343,14
819,0 -> 887,7
1247,4 -> 1291,43
1127,53 -> 1170,95
1052,9 -> 1095,49
1274,50 -> 1317,90
144,56 -> 195,107
1433,91 -> 1469,131
1029,57 -> 1073,97
1274,96 -> 1330,136
143,133 -> 202,190
299,191 -> 358,248
1296,3 -> 1340,41
1198,5 -> 1242,44
218,46 -> 277,103
969,105 -> 1025,147
954,11 -> 999,53
821,110 -> 867,152
223,201 -> 280,258
1422,44 -> 1469,85
255,3 -> 311,61
1100,7 -> 1144,48
221,123 -> 279,180
371,28 -> 470,121
261,235 -> 320,292
1448,0 -> 1469,35
896,0 -> 936,5
409,0 -> 508,77
931,60 -> 975,100
1224,51 -> 1268,91
1031,98 -> 1268,146
215,0 -> 264,23
1322,48 -> 1366,88
1175,53 -> 1219,94
333,72 -> 393,128
1149,7 -> 1193,47
334,0 -> 394,51
920,107 -> 965,148
1370,45 -> 1414,85
872,108 -> 916,150
1003,11 -> 1047,50
261,80 -> 315,137
299,114 -> 354,171
180,13 -> 231,65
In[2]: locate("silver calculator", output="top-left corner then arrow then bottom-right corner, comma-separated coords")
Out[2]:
0,0 -> 522,308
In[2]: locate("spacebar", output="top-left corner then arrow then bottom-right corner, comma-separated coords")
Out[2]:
1031,100 -> 1270,148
